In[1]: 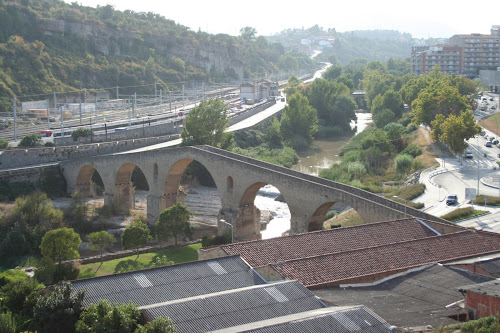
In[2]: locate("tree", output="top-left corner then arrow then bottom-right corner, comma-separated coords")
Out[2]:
156,203 -> 193,245
75,299 -> 142,333
239,26 -> 256,40
439,111 -> 481,156
87,231 -> 116,264
181,98 -> 233,149
280,92 -> 318,149
135,317 -> 176,333
323,65 -> 342,81
265,118 -> 283,149
121,219 -> 151,254
40,227 -> 81,265
33,282 -> 85,333
11,191 -> 63,230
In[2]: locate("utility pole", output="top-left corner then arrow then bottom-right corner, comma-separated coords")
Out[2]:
13,95 -> 17,142
46,98 -> 50,129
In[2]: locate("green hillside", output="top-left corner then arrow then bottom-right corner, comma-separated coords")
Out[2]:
0,0 -> 318,111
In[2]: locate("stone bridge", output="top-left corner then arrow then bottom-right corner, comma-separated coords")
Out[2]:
60,145 -> 449,241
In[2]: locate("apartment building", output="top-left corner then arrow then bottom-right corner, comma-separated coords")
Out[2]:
411,45 -> 462,75
448,33 -> 500,78
411,28 -> 500,79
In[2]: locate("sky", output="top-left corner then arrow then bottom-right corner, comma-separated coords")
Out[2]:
65,0 -> 499,39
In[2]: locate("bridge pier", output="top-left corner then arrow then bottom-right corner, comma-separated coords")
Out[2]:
75,182 -> 95,197
114,182 -> 135,213
235,204 -> 261,241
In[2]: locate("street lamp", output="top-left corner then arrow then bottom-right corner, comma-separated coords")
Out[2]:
393,196 -> 407,218
219,219 -> 234,243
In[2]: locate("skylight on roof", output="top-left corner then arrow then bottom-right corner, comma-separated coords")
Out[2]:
133,273 -> 153,288
332,312 -> 361,331
207,261 -> 227,275
264,286 -> 289,303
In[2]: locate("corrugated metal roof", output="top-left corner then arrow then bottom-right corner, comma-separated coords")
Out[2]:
313,264 -> 494,328
208,306 -> 392,333
72,256 -> 266,307
142,280 -> 326,333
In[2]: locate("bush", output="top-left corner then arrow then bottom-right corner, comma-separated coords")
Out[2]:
71,127 -> 93,142
19,134 -> 41,147
0,138 -> 8,149
394,154 -> 413,174
401,144 -> 422,158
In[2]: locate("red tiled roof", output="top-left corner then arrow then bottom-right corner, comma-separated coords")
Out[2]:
221,219 -> 456,267
271,230 -> 500,287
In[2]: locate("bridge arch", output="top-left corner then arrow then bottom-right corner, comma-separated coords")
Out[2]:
237,182 -> 291,241
75,165 -> 105,197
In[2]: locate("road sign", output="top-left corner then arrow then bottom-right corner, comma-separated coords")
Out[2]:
465,188 -> 476,201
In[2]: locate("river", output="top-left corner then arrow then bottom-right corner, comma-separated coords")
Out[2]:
257,112 -> 372,239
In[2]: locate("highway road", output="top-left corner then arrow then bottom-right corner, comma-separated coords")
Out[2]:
419,92 -> 500,233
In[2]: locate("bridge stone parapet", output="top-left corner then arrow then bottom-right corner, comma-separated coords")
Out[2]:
60,145 -> 450,241
0,134 -> 179,170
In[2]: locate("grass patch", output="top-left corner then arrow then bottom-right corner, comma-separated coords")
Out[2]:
472,195 -> 500,206
440,206 -> 489,222
78,243 -> 201,278
324,209 -> 364,229
479,113 -> 500,137
412,128 -> 440,169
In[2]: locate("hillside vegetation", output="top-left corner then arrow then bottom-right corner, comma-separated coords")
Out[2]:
0,0 -> 318,111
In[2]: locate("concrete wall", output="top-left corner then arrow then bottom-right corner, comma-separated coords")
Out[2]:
0,164 -> 61,185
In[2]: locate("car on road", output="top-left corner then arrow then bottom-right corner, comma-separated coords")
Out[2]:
493,139 -> 499,145
492,106 -> 497,110
485,141 -> 493,147
490,97 -> 494,101
465,150 -> 473,158
480,130 -> 486,136
446,195 -> 458,206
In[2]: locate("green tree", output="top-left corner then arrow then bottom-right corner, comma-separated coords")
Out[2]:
121,219 -> 151,254
40,227 -> 81,265
331,94 -> 357,130
0,311 -> 16,333
265,118 -> 283,149
10,191 -> 63,230
280,92 -> 318,149
75,299 -> 142,333
440,111 -> 481,156
71,127 -> 93,142
373,108 -> 395,128
323,65 -> 342,81
87,231 -> 116,264
156,203 -> 193,245
181,98 -> 233,149
239,26 -> 256,40
33,282 -> 85,333
135,317 -> 175,333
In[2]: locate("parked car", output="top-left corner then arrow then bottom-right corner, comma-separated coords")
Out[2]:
485,141 -> 493,147
480,130 -> 486,136
465,150 -> 473,159
492,106 -> 497,110
490,97 -> 494,101
446,195 -> 458,206
493,139 -> 499,145
489,136 -> 495,142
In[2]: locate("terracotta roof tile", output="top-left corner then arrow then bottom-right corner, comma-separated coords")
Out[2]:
271,230 -> 500,287
221,219 -> 452,267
